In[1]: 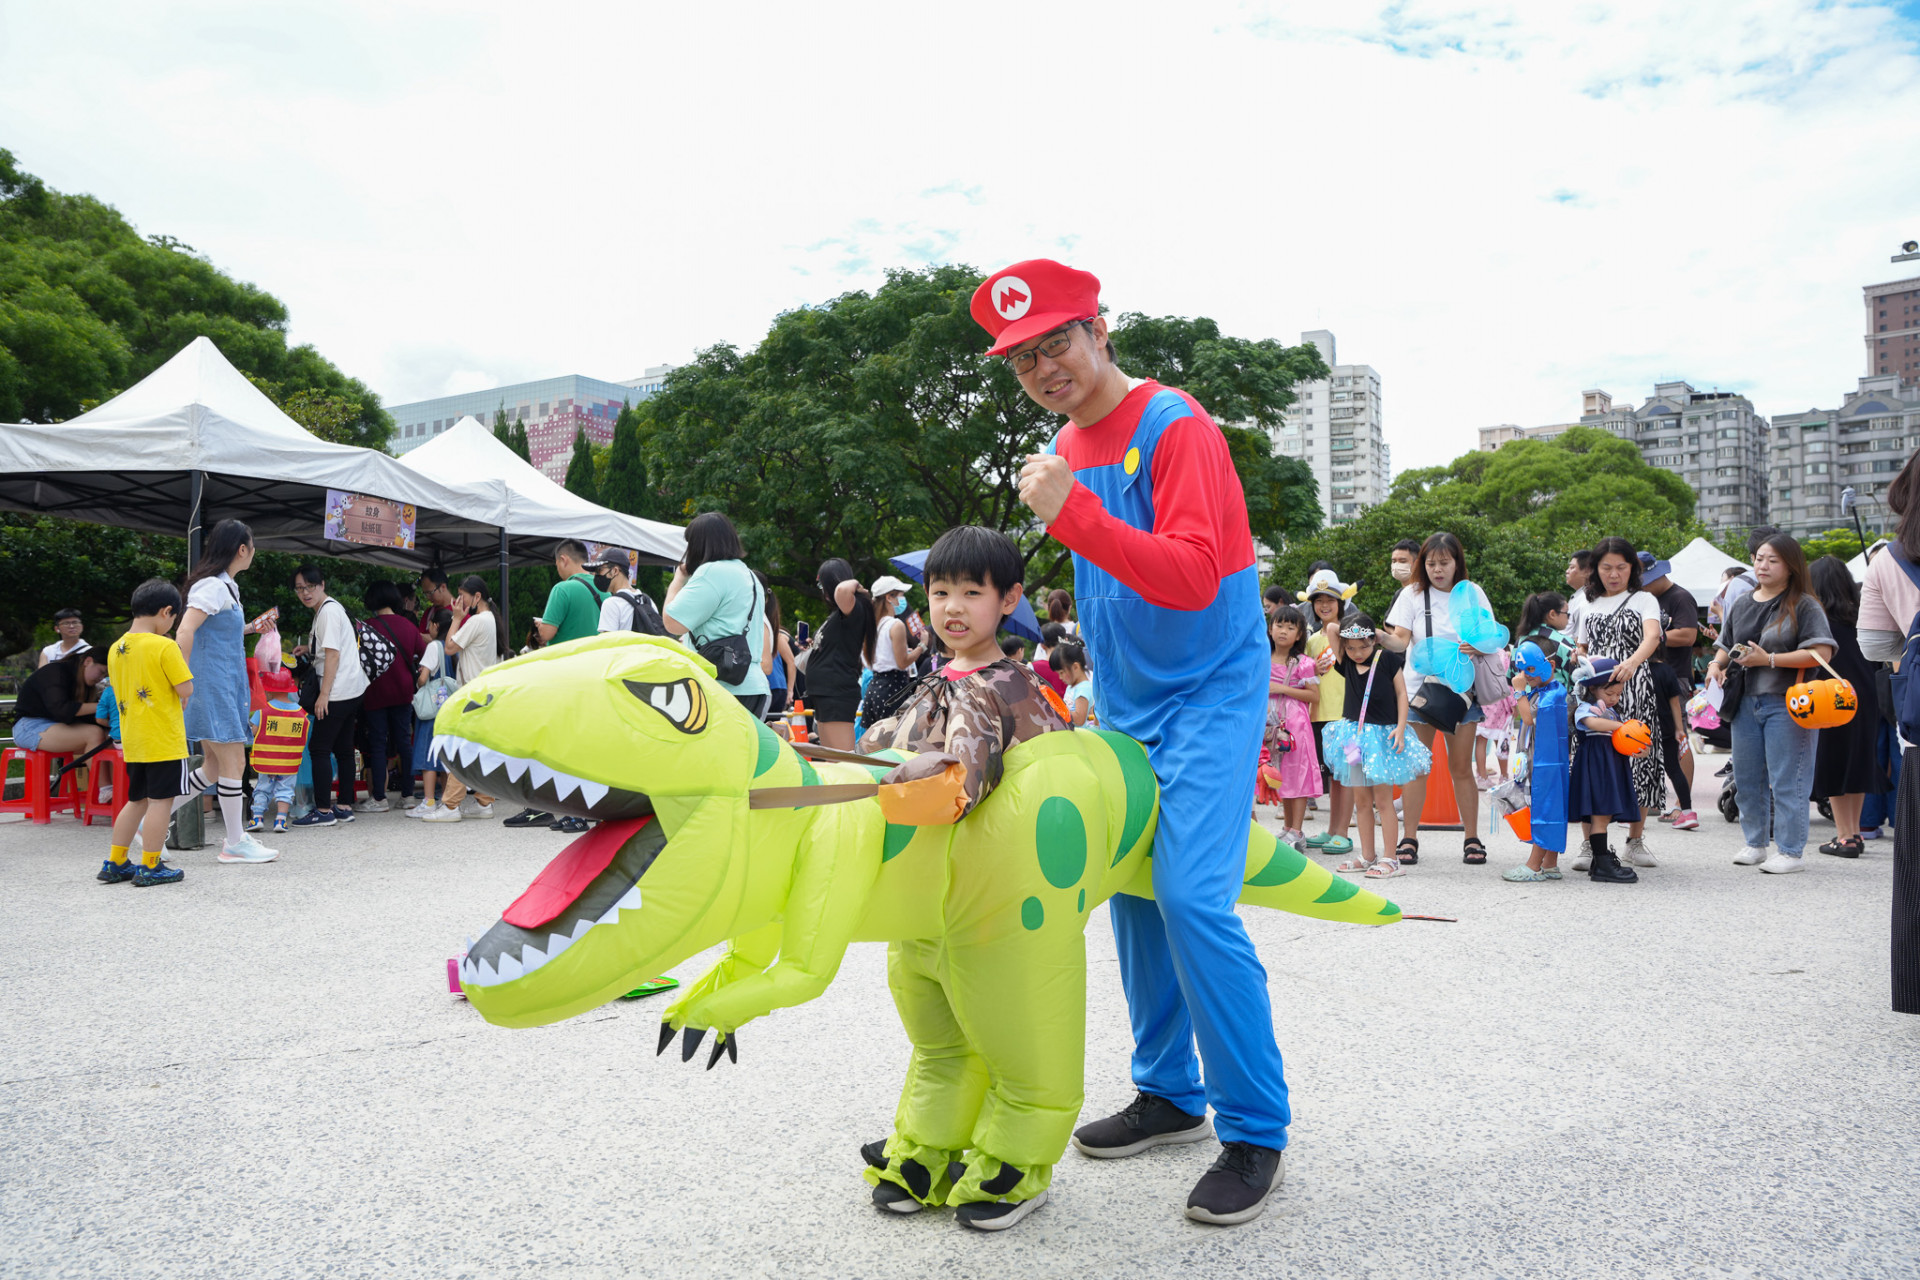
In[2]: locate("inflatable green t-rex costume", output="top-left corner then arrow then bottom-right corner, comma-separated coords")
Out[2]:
441,635 -> 1400,1212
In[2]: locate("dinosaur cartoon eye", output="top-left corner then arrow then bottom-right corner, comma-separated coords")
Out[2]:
623,678 -> 709,735
462,693 -> 494,714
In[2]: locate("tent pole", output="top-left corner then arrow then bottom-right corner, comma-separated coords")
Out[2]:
187,470 -> 205,566
498,528 -> 510,640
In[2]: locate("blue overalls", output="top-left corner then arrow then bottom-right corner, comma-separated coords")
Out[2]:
1055,390 -> 1290,1149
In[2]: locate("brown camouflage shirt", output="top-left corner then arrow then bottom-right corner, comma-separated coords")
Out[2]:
856,658 -> 1071,818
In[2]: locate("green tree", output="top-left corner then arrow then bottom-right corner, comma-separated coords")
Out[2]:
509,419 -> 532,464
493,403 -> 513,451
0,150 -> 390,446
563,425 -> 599,504
601,402 -> 651,517
1798,527 -> 1867,563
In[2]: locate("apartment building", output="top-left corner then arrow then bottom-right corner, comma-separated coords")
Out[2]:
1272,330 -> 1391,525
1769,374 -> 1920,538
1866,273 -> 1920,388
1478,382 -> 1769,532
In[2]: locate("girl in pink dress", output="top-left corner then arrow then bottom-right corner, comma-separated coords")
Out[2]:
1258,606 -> 1323,844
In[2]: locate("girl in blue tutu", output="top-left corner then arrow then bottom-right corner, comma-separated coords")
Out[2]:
1322,615 -> 1433,878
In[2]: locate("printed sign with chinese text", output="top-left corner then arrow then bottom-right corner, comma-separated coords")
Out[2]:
324,490 -> 417,549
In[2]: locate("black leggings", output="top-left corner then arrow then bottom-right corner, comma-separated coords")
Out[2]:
309,695 -> 363,809
1652,691 -> 1692,810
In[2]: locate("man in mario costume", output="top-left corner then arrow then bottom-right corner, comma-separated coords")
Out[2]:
971,259 -> 1288,1224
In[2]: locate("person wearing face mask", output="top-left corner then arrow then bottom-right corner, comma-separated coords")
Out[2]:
590,548 -> 666,635
1389,541 -> 1420,588
861,574 -> 931,724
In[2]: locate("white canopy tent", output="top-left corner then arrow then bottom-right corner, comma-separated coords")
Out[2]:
1846,539 -> 1888,583
397,417 -> 683,566
1666,536 -> 1748,606
0,337 -> 515,569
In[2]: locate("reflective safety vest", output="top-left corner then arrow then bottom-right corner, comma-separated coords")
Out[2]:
250,707 -> 309,776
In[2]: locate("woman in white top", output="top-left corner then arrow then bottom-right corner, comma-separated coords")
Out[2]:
289,562 -> 369,826
1570,537 -> 1666,868
860,574 -> 930,724
175,520 -> 277,860
434,575 -> 511,820
1382,532 -> 1496,865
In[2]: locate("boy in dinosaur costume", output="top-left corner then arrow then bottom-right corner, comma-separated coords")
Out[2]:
438,636 -> 1402,1232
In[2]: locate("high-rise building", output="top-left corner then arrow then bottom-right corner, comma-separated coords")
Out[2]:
385,365 -> 676,480
1865,274 -> 1920,388
1271,330 -> 1390,525
1477,382 -> 1770,532
1769,374 -> 1920,538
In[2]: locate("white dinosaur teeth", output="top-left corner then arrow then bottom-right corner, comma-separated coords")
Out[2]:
495,952 -> 523,982
551,772 -> 580,802
477,747 -> 507,774
546,931 -> 575,959
474,957 -> 499,986
613,884 -> 643,913
503,755 -> 530,783
456,738 -> 482,767
570,916 -> 595,943
431,736 -> 453,764
519,943 -> 548,974
577,780 -> 609,808
527,761 -> 555,791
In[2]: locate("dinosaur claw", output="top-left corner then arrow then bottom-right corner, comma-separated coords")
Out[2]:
727,1033 -> 738,1065
705,1033 -> 727,1070
681,1026 -> 706,1062
657,1022 -> 676,1056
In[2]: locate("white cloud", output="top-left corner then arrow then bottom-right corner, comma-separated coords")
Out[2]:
4,0 -> 1918,470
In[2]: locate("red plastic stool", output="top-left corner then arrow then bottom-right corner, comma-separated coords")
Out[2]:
0,747 -> 80,824
80,746 -> 129,827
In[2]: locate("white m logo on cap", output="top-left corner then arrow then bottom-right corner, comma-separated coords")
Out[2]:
993,276 -> 1032,321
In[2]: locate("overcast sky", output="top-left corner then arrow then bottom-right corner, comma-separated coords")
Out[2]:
6,1 -> 1918,468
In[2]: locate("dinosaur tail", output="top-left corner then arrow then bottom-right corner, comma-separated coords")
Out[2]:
1118,822 -> 1401,926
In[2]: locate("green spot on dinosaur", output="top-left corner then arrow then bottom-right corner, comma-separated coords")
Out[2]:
1020,896 -> 1044,930
1245,831 -> 1308,887
1035,796 -> 1087,889
1093,730 -> 1155,865
1077,888 -> 1086,913
1313,875 -> 1361,904
882,824 -> 914,862
752,719 -> 783,778
797,756 -> 820,788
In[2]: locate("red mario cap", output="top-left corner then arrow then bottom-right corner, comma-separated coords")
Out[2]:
261,668 -> 296,694
970,259 -> 1101,356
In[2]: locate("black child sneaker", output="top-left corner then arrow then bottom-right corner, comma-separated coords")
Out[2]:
1071,1091 -> 1212,1159
954,1162 -> 1045,1232
1185,1141 -> 1284,1225
503,807 -> 555,829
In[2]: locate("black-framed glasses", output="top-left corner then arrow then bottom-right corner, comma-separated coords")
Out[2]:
1004,320 -> 1092,375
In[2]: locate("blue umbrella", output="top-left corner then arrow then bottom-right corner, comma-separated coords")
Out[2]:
889,549 -> 1044,643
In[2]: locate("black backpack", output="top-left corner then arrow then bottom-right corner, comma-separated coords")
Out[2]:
617,588 -> 667,637
1886,545 -> 1920,746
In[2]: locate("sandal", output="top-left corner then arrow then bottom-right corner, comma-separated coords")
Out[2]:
1365,857 -> 1405,879
1463,838 -> 1488,865
1396,839 -> 1419,866
1820,836 -> 1863,859
1333,857 -> 1375,875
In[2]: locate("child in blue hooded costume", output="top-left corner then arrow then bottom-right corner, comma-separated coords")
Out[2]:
973,259 -> 1287,1226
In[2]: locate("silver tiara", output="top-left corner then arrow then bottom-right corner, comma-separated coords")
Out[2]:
1339,623 -> 1376,639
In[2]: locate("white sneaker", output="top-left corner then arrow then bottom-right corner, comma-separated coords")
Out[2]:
1733,845 -> 1770,865
1760,852 -> 1806,874
1625,837 -> 1657,868
423,804 -> 464,823
355,798 -> 391,813
218,834 -> 279,863
461,799 -> 495,818
405,801 -> 434,818
1572,852 -> 1592,872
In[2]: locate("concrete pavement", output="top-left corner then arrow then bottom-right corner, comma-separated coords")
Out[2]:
3,767 -> 1916,1279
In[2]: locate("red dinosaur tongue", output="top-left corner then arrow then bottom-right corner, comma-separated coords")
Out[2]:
502,816 -> 653,928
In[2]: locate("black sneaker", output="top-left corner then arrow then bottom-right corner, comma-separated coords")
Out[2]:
955,1161 -> 1044,1232
1071,1091 -> 1212,1159
870,1156 -> 932,1216
96,859 -> 137,884
331,805 -> 356,823
132,861 -> 185,888
504,808 -> 555,829
552,816 -> 590,834
1185,1142 -> 1284,1225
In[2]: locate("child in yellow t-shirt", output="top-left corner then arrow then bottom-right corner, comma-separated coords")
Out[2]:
98,579 -> 195,887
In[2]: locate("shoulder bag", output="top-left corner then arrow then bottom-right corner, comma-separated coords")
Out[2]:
693,572 -> 760,686
1407,589 -> 1469,733
412,651 -> 459,720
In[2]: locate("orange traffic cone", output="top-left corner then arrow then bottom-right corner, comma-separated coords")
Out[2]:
1420,732 -> 1465,830
787,700 -> 809,745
